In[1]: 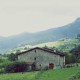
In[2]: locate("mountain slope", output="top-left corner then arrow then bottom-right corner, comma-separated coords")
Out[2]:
0,18 -> 80,53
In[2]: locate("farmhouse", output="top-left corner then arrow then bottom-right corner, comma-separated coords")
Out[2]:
17,47 -> 65,70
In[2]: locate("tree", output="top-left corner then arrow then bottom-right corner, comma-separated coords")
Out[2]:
65,53 -> 71,64
65,53 -> 76,64
8,53 -> 18,61
70,45 -> 80,63
43,45 -> 48,48
70,54 -> 76,63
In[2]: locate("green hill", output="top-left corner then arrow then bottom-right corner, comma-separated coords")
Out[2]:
0,67 -> 80,80
33,38 -> 80,53
10,38 -> 80,54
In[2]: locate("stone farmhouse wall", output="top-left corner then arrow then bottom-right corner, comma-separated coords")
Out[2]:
18,49 -> 65,69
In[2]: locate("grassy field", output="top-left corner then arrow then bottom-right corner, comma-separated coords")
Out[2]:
0,67 -> 80,80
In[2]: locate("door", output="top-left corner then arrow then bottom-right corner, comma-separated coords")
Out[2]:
49,63 -> 54,69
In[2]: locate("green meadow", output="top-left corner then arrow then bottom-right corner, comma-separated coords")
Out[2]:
0,67 -> 80,80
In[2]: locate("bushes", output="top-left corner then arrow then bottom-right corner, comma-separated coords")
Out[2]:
0,61 -> 12,73
69,72 -> 80,80
7,53 -> 18,61
65,53 -> 76,64
5,62 -> 27,73
0,68 -> 5,74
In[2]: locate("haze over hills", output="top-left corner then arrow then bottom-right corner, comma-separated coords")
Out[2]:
0,18 -> 80,53
0,36 -> 5,42
0,36 -> 4,39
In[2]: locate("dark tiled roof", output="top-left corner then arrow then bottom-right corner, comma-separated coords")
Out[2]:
17,47 -> 65,56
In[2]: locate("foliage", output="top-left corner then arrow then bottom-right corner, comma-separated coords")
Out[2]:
34,38 -> 80,53
69,71 -> 80,80
0,61 -> 13,73
8,53 -> 18,61
70,45 -> 80,63
0,68 -> 5,74
70,45 -> 80,57
5,61 -> 27,73
65,54 -> 76,64
0,58 -> 4,63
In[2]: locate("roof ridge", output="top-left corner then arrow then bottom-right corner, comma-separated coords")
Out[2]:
17,47 -> 65,56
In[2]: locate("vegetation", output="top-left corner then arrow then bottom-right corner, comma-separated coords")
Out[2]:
65,53 -> 76,64
0,19 -> 80,79
69,72 -> 80,80
0,38 -> 80,70
0,37 -> 80,73
5,62 -> 28,73
0,53 -> 18,73
34,38 -> 80,53
7,53 -> 18,61
0,67 -> 79,80
70,45 -> 80,63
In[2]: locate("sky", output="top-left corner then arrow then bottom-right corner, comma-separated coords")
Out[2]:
0,0 -> 80,37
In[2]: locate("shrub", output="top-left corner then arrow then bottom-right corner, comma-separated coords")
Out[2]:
5,61 -> 27,73
69,72 -> 80,80
8,53 -> 18,61
0,68 -> 5,74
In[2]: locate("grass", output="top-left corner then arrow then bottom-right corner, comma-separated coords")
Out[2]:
36,67 -> 80,80
0,67 -> 80,80
0,72 -> 38,80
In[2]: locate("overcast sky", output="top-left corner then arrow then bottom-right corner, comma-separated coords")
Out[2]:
0,0 -> 80,36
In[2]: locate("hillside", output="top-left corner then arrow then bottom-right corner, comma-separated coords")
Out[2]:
0,18 -> 80,53
33,38 -> 80,53
0,67 -> 80,80
12,38 -> 80,54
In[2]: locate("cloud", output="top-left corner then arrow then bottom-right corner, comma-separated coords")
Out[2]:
0,0 -> 80,36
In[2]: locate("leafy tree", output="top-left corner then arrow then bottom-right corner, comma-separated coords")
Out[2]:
65,53 -> 70,64
65,53 -> 76,64
8,53 -> 17,61
0,58 -> 4,63
70,54 -> 76,63
70,45 -> 80,63
65,53 -> 72,64
43,45 -> 48,48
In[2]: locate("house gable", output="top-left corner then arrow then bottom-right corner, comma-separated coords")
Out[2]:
17,47 -> 65,56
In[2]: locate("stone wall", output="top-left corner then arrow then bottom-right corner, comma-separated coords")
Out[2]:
18,49 -> 65,69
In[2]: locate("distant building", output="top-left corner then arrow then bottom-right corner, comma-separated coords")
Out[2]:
17,47 -> 65,70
